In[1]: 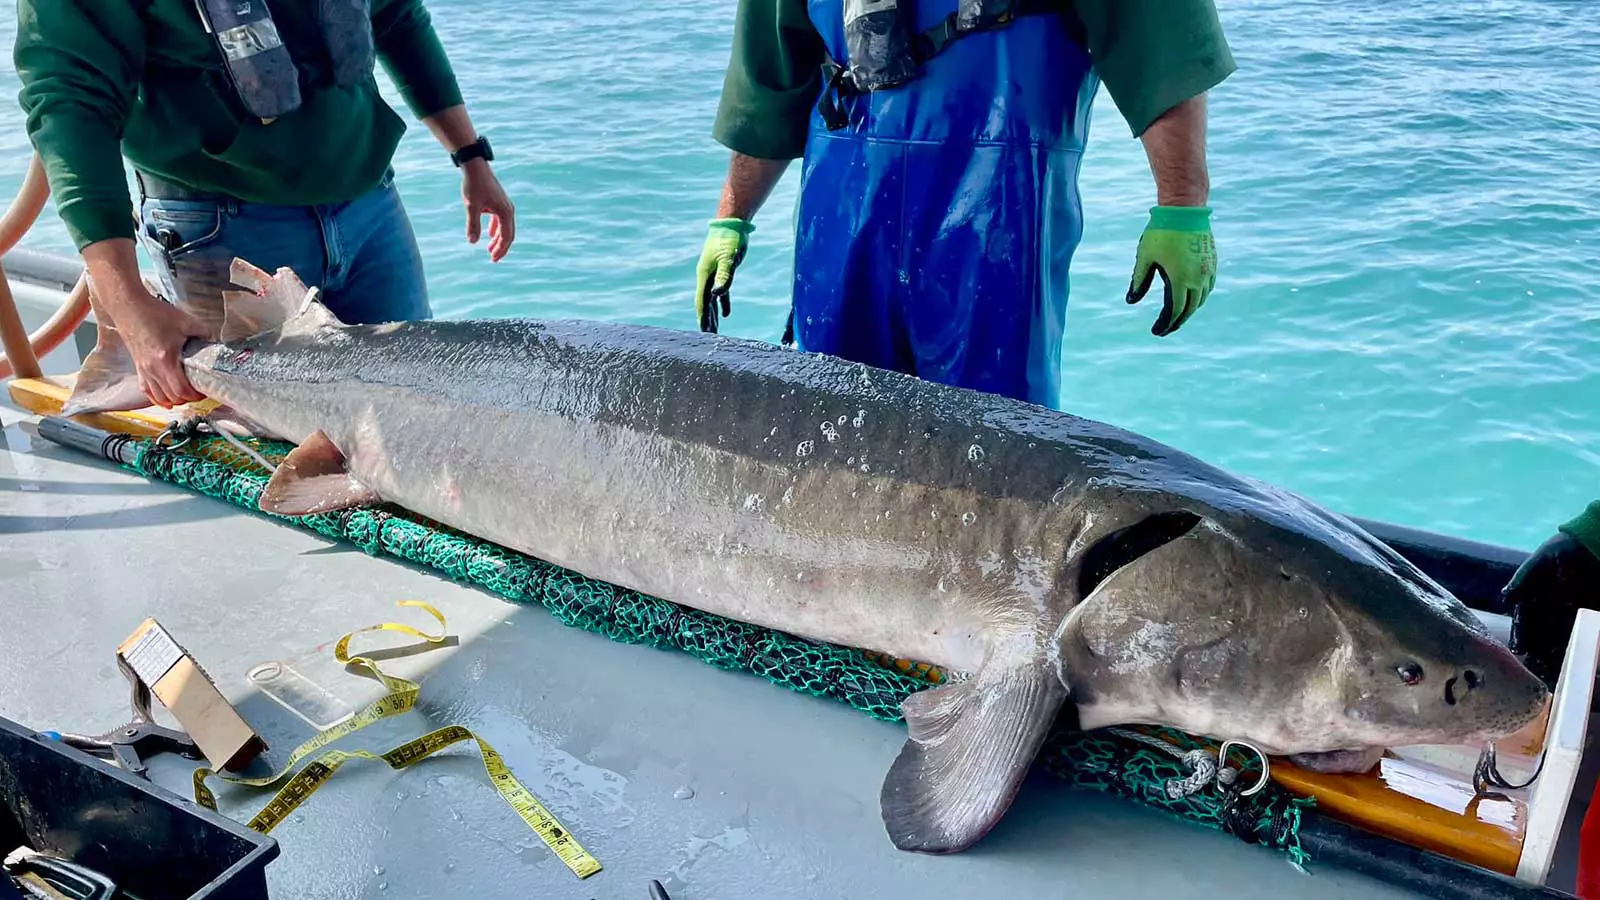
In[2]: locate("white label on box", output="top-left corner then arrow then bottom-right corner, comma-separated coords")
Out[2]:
122,623 -> 184,687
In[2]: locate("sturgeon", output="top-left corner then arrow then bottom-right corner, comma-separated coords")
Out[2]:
67,260 -> 1550,854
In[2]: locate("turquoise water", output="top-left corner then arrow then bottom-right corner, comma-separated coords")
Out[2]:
1,1 -> 1596,552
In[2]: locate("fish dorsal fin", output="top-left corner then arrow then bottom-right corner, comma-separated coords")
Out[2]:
221,258 -> 344,343
880,662 -> 1067,853
258,430 -> 381,516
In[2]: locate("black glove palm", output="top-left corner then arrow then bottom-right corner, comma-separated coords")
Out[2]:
1506,532 -> 1600,688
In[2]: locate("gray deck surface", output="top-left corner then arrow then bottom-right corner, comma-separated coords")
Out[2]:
0,396 -> 1445,900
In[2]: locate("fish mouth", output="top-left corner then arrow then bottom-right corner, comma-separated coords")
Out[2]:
1282,689 -> 1550,775
1287,747 -> 1386,774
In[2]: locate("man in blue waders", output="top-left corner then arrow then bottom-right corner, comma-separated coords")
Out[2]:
695,0 -> 1235,410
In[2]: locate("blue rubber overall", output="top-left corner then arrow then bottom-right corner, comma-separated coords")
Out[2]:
793,0 -> 1100,409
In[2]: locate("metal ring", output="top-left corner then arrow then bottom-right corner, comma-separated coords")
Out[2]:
1219,739 -> 1272,797
154,427 -> 190,451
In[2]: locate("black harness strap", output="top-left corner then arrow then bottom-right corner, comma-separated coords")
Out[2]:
819,0 -> 1070,130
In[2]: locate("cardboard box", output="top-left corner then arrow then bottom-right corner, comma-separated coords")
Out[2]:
117,619 -> 266,772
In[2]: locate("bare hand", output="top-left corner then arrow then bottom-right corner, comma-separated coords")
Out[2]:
462,160 -> 515,262
113,284 -> 210,408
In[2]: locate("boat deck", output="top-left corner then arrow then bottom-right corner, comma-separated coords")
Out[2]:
0,402 -> 1437,899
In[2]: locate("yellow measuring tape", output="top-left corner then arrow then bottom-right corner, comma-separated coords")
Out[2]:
192,601 -> 602,880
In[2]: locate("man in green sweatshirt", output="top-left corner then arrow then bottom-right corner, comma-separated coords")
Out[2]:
1507,501 -> 1600,688
14,0 -> 515,409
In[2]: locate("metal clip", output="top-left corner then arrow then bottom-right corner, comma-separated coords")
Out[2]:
1473,740 -> 1543,795
1218,739 -> 1271,797
41,657 -> 202,780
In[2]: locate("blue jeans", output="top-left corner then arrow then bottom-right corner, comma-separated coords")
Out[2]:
137,169 -> 430,326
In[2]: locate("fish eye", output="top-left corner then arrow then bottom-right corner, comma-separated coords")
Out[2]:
1397,663 -> 1424,686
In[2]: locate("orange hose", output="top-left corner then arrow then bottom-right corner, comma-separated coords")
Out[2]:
0,274 -> 92,380
0,152 -> 94,380
0,153 -> 49,256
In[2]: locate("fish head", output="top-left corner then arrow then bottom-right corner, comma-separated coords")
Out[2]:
1059,495 -> 1549,772
1298,563 -> 1550,768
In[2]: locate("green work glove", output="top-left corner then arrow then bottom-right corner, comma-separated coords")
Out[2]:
1125,206 -> 1218,337
696,218 -> 755,334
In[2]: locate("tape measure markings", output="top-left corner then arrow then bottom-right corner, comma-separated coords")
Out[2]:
193,601 -> 601,880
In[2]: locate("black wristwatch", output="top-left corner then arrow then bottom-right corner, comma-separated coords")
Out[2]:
450,136 -> 493,167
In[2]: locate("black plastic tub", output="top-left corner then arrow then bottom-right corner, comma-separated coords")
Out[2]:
0,715 -> 278,900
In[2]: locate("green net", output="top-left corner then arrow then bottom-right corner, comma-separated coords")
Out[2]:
124,434 -> 1313,867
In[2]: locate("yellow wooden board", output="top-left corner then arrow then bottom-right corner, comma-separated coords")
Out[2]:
1277,755 -> 1525,875
5,369 -> 1546,877
8,375 -> 178,437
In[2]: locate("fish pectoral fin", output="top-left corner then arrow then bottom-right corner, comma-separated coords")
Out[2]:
258,430 -> 381,516
880,662 -> 1067,854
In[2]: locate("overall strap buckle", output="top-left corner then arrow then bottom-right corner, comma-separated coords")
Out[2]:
818,58 -> 859,132
820,0 -> 1064,131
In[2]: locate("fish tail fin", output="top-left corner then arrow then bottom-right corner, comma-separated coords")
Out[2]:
221,258 -> 343,343
61,319 -> 150,416
880,658 -> 1067,853
63,275 -> 185,417
62,258 -> 331,416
